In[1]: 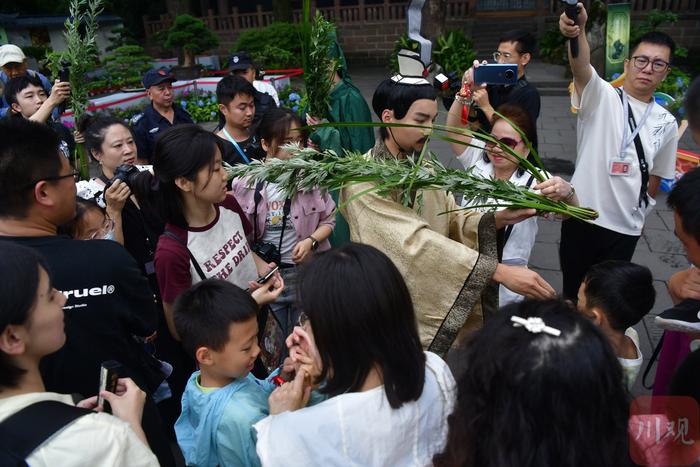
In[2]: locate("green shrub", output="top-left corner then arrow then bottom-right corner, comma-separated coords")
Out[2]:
103,45 -> 153,89
539,24 -> 568,65
233,22 -> 303,69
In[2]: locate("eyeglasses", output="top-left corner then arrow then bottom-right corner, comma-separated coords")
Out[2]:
21,170 -> 80,190
485,136 -> 521,150
83,217 -> 116,241
492,51 -> 514,62
630,55 -> 670,73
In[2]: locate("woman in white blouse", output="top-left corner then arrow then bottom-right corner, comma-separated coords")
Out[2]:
253,243 -> 456,466
447,102 -> 579,306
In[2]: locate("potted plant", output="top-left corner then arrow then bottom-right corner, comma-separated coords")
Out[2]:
162,14 -> 219,80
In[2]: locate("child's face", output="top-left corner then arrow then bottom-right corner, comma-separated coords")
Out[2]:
576,282 -> 598,323
75,207 -> 111,240
266,121 -> 304,160
208,316 -> 260,379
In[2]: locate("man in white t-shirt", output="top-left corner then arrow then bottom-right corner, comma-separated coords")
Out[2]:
559,6 -> 678,299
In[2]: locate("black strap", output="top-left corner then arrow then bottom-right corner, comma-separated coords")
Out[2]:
0,400 -> 91,464
616,88 -> 650,208
253,182 -> 292,254
163,229 -> 207,281
503,174 -> 536,245
642,332 -> 665,390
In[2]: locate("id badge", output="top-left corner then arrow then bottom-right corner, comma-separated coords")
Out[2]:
609,160 -> 631,176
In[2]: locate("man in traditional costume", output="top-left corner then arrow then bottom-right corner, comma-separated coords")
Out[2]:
340,50 -> 555,357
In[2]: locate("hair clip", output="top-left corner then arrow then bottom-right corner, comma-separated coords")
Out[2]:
511,316 -> 561,337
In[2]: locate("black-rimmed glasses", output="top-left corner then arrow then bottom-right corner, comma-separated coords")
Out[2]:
630,55 -> 670,73
22,170 -> 80,190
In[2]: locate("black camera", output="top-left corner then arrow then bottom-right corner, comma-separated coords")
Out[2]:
252,241 -> 281,265
106,164 -> 141,190
59,61 -> 70,82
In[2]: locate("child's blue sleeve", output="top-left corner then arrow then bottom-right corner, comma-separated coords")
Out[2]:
216,402 -> 264,467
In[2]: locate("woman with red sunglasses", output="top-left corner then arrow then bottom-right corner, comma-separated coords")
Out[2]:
447,103 -> 579,306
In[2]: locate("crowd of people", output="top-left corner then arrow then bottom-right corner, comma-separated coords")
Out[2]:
1,4 -> 700,466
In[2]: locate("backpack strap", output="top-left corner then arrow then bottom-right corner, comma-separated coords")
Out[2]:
615,87 -> 650,208
0,400 -> 92,465
163,229 -> 207,281
642,332 -> 665,390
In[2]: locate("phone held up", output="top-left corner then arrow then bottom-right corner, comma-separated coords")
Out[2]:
97,360 -> 122,414
257,265 -> 280,285
58,61 -> 71,83
474,64 -> 518,86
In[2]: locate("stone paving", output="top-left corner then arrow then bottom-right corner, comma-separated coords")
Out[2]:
348,62 -> 698,396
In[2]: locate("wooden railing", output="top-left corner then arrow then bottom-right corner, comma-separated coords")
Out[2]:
144,0 -> 473,37
144,0 -> 700,38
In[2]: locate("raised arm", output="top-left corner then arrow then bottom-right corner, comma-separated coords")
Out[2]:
559,3 -> 593,98
446,93 -> 474,156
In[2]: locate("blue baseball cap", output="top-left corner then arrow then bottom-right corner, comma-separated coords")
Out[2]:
142,69 -> 176,88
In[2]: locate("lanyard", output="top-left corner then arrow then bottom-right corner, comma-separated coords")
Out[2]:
222,128 -> 251,164
619,89 -> 653,159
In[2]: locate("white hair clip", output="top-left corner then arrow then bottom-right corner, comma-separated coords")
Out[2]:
511,316 -> 561,337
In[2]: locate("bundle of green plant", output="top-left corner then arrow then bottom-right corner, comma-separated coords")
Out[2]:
162,15 -> 219,67
299,0 -> 337,119
225,144 -> 598,222
46,0 -> 104,180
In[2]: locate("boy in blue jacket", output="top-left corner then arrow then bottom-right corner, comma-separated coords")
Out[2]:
173,279 -> 293,466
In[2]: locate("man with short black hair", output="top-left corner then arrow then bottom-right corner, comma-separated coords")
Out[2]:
0,118 -> 175,466
4,75 -> 74,157
559,8 -> 679,300
131,69 -> 194,163
215,75 -> 264,165
0,44 -> 55,119
465,29 -> 541,130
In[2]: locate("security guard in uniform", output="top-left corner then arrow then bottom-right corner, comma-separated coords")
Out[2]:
131,69 -> 193,163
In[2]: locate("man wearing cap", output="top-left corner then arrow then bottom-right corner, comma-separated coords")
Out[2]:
0,44 -> 55,119
229,51 -> 277,128
130,69 -> 193,163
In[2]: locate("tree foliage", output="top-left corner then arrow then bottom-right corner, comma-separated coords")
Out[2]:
162,14 -> 219,66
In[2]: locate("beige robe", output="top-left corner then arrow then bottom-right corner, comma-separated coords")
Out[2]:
340,142 -> 499,357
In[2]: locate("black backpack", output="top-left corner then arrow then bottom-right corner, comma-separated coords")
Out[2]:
0,400 -> 91,466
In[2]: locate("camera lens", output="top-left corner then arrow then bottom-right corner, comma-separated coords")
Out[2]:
505,69 -> 515,80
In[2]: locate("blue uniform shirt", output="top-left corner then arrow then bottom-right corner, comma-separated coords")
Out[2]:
130,104 -> 194,162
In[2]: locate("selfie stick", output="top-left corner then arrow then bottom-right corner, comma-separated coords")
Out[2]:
563,0 -> 580,58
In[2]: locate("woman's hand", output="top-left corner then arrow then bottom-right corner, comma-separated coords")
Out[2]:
249,271 -> 284,305
292,238 -> 313,263
286,326 -> 322,383
306,114 -> 320,126
104,179 -> 131,215
534,176 -> 575,203
268,369 -> 312,415
74,130 -> 85,145
99,378 -> 146,425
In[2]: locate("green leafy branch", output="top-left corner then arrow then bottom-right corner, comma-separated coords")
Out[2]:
225,145 -> 597,221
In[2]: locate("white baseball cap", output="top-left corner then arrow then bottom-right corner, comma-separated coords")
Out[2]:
0,44 -> 27,67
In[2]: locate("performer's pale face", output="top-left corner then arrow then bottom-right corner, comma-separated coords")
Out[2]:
384,98 -> 438,154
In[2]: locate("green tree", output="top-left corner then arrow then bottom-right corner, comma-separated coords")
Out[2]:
103,45 -> 153,88
162,14 -> 219,67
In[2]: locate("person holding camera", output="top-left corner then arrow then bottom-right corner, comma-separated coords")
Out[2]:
459,30 -> 540,132
0,242 -> 158,466
230,108 -> 336,337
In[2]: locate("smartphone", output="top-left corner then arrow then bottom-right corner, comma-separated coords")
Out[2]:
474,64 -> 518,86
58,61 -> 70,82
97,360 -> 122,414
257,265 -> 280,284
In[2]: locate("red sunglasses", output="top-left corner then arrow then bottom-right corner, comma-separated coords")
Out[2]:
485,136 -> 521,150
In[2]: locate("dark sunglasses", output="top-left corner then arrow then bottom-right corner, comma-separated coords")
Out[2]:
485,136 -> 521,150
